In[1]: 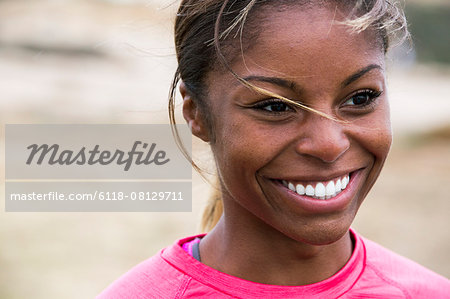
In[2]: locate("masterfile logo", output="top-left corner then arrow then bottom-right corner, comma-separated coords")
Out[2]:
6,124 -> 191,180
5,124 -> 192,212
26,141 -> 170,171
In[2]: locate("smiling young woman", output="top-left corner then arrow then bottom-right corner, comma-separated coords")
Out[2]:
98,1 -> 450,297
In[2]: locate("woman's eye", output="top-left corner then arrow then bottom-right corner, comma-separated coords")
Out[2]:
343,89 -> 382,107
264,102 -> 290,112
253,100 -> 293,113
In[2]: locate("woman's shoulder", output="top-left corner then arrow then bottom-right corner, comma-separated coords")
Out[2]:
96,235 -> 206,299
355,233 -> 450,298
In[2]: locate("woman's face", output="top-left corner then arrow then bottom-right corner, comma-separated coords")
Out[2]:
200,6 -> 391,244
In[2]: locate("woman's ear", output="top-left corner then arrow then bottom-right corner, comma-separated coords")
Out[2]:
180,82 -> 210,142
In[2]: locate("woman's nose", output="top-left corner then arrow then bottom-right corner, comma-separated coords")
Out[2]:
294,116 -> 350,163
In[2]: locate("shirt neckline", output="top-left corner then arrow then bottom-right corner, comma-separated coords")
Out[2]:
161,228 -> 366,298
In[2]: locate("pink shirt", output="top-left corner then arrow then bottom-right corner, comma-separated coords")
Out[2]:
97,229 -> 450,298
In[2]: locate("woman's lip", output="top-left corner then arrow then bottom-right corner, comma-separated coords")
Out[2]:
269,169 -> 364,214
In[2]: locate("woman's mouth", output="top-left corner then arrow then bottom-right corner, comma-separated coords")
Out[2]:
279,173 -> 351,200
265,170 -> 363,214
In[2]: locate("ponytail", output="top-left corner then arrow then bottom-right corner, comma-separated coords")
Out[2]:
200,179 -> 223,232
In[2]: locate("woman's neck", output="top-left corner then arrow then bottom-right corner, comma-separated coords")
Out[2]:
199,210 -> 353,286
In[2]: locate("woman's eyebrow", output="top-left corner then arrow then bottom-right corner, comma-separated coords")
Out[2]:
241,75 -> 303,94
341,64 -> 382,88
240,64 -> 381,92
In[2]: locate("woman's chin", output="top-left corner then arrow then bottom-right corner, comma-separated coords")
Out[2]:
279,218 -> 354,247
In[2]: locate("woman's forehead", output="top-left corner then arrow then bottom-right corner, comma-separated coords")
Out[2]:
249,5 -> 379,49
217,7 -> 384,84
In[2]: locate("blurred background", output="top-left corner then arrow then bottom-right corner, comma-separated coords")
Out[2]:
0,0 -> 449,298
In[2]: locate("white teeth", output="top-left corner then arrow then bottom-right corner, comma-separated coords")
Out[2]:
325,181 -> 335,197
283,173 -> 351,200
305,185 -> 315,196
315,183 -> 326,197
342,175 -> 349,189
296,184 -> 305,195
288,182 -> 296,192
335,179 -> 342,192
